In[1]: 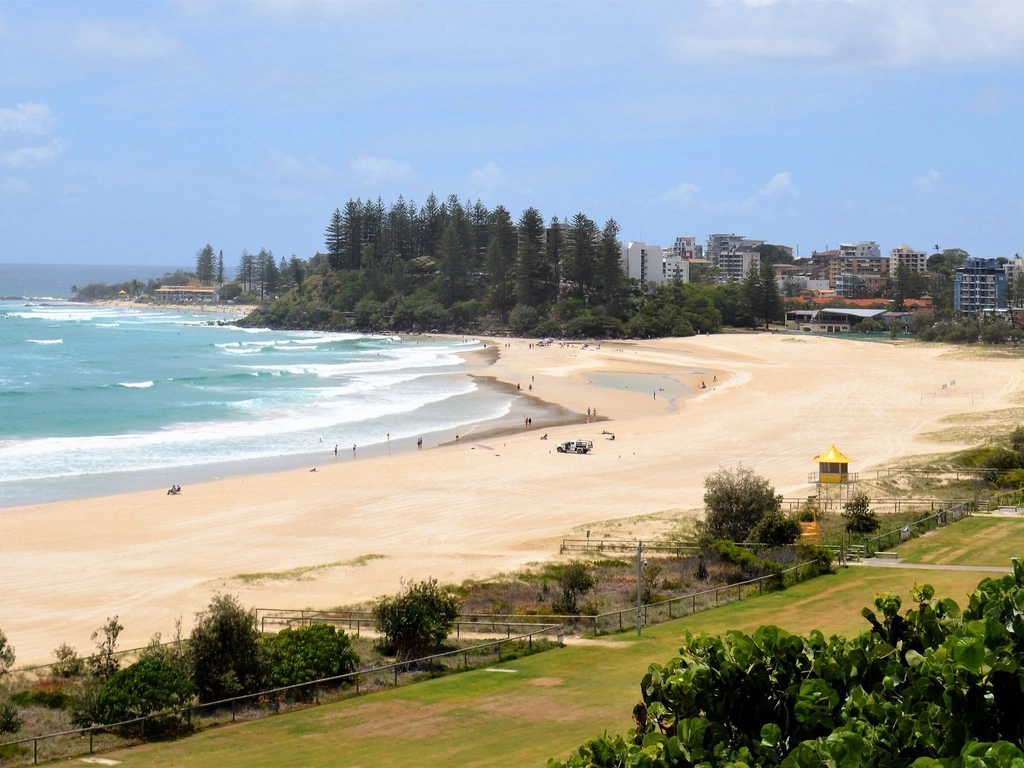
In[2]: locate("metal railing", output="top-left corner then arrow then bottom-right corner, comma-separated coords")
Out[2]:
779,496 -> 972,514
0,624 -> 561,766
863,501 -> 974,556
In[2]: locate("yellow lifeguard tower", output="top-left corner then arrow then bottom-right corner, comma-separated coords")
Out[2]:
810,445 -> 857,505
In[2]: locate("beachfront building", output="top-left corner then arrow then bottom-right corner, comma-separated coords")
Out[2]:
839,242 -> 881,260
670,236 -> 703,260
154,285 -> 218,302
620,241 -> 666,285
785,307 -> 888,333
954,257 -> 1007,313
718,248 -> 761,283
662,255 -> 690,283
889,244 -> 928,276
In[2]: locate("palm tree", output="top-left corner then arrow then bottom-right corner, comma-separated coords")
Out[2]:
128,279 -> 142,299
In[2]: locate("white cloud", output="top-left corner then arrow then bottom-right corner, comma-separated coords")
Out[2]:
247,0 -> 391,19
72,20 -> 183,61
0,140 -> 65,168
267,150 -> 332,180
757,171 -> 795,198
350,155 -> 417,186
701,171 -> 797,213
658,182 -> 702,205
467,161 -> 529,193
913,169 -> 948,194
671,1 -> 1024,69
0,103 -> 54,136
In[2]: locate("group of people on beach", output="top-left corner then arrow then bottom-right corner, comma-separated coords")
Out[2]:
166,484 -> 181,495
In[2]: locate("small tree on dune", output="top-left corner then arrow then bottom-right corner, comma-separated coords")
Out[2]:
701,465 -> 783,543
842,491 -> 880,535
372,578 -> 461,660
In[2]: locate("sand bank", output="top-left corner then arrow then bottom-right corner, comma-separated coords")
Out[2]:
3,334 -> 1023,663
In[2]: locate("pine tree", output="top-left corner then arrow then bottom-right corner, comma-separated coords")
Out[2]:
421,193 -> 442,259
759,260 -> 781,330
488,206 -> 517,321
217,250 -> 224,284
468,199 -> 491,271
516,207 -> 546,307
236,250 -> 254,293
565,213 -> 598,300
546,216 -> 564,303
438,223 -> 465,307
325,208 -> 344,271
195,244 -> 215,284
742,259 -> 763,328
597,218 -> 623,305
341,200 -> 363,270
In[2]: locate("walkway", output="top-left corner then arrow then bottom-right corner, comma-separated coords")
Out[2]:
850,560 -> 1010,573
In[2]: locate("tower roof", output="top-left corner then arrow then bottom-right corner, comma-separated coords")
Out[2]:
813,445 -> 852,463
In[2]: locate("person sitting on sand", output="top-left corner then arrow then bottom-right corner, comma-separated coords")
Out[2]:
541,433 -> 548,440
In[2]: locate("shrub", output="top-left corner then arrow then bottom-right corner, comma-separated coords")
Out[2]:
0,629 -> 13,678
189,594 -> 261,702
373,579 -> 461,660
508,304 -> 540,335
10,689 -> 71,709
95,658 -> 195,728
552,561 -> 596,615
842,491 -> 881,535
550,567 -> 1024,768
746,508 -> 801,547
701,465 -> 783,543
260,624 -> 359,691
88,617 -> 122,681
51,643 -> 84,679
0,701 -> 21,735
531,319 -> 562,338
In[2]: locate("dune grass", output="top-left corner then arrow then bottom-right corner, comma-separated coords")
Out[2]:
896,516 -> 1024,566
101,565 -> 1004,768
233,554 -> 385,584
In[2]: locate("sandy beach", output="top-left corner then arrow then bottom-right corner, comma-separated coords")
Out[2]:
3,333 -> 1022,664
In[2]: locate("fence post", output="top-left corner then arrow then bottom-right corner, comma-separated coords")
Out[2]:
529,634 -> 532,652
394,666 -> 398,687
619,612 -> 623,631
497,642 -> 502,662
464,651 -> 468,668
594,616 -> 598,635
232,698 -> 236,723
90,730 -> 94,754
692,594 -> 696,613
315,681 -> 319,705
356,674 -> 360,694
34,738 -> 37,765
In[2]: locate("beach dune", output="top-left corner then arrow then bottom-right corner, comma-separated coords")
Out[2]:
3,334 -> 1021,664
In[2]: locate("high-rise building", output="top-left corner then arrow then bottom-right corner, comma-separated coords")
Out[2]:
839,242 -> 881,260
620,242 -> 665,285
719,249 -> 761,283
889,245 -> 928,276
954,257 -> 1007,313
670,236 -> 703,260
662,255 -> 690,283
705,234 -> 764,265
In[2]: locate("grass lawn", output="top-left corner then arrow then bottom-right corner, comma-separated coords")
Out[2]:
100,565 -> 1006,768
896,516 -> 1024,566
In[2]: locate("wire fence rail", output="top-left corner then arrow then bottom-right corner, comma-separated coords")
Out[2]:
0,625 -> 560,766
862,501 -> 974,557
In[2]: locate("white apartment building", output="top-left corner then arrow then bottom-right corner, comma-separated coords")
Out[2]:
839,242 -> 881,260
620,241 -> 666,285
706,234 -> 764,264
889,245 -> 928,276
671,236 -> 703,260
663,255 -> 690,283
719,249 -> 761,283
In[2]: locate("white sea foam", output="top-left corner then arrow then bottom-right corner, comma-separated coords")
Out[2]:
27,339 -> 62,345
118,381 -> 154,389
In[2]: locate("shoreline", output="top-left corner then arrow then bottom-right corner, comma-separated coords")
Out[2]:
4,334 -> 1022,663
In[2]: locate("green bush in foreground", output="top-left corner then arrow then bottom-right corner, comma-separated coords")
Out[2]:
260,624 -> 359,691
551,562 -> 1024,768
373,578 -> 461,660
95,658 -> 195,729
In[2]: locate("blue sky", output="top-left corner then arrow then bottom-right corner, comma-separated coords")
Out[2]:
1,0 -> 1022,268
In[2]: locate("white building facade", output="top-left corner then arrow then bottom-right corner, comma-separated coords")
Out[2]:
620,241 -> 666,285
839,242 -> 881,260
889,244 -> 928,275
671,236 -> 703,261
663,255 -> 690,283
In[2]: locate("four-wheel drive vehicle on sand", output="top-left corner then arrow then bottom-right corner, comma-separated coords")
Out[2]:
556,439 -> 593,454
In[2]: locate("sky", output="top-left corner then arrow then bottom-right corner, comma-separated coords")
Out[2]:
0,0 -> 1022,269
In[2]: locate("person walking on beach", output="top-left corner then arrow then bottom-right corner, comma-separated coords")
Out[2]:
352,444 -> 356,459
334,444 -> 338,456
417,437 -> 422,449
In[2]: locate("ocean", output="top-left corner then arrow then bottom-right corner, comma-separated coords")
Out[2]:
0,265 -> 509,508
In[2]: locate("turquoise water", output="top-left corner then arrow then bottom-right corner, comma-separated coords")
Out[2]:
585,371 -> 699,414
0,299 -> 504,507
